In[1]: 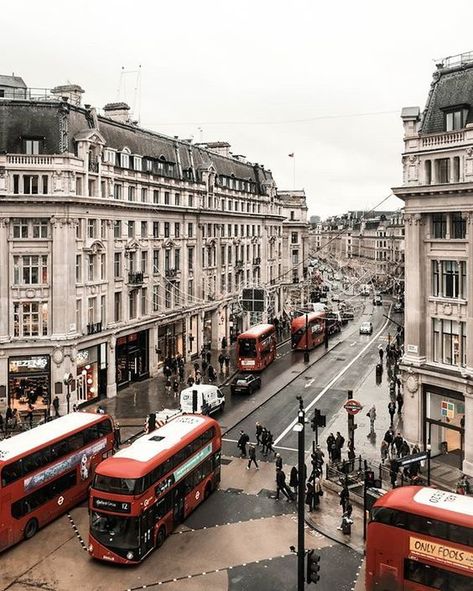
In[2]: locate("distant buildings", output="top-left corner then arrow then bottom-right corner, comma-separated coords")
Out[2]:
393,52 -> 473,475
309,210 -> 404,291
0,76 -> 308,413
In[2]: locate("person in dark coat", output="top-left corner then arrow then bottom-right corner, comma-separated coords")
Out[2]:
326,433 -> 336,461
218,353 -> 225,372
224,354 -> 230,372
172,379 -> 180,398
207,365 -> 216,383
266,431 -> 275,457
388,401 -> 396,426
221,336 -> 228,350
201,359 -> 208,374
305,481 -> 316,512
261,428 -> 269,456
206,350 -> 211,364
390,460 -> 398,488
187,375 -> 195,387
335,432 -> 345,453
52,396 -> 60,417
289,466 -> 299,497
237,430 -> 249,458
275,468 -> 293,501
178,365 -> 185,382
396,391 -> 404,415
393,432 -> 404,457
247,444 -> 259,469
255,422 -> 263,445
275,453 -> 283,470
339,486 -> 350,512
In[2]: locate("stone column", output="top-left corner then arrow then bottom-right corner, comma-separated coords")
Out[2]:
463,388 -> 473,476
0,218 -> 10,342
51,217 -> 77,339
465,213 -> 473,373
149,325 -> 158,376
400,370 -> 423,445
107,335 -> 117,398
403,213 -> 426,365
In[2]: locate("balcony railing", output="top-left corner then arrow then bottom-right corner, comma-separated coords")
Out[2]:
7,155 -> 54,166
165,268 -> 178,278
87,322 -> 102,335
128,272 -> 144,285
421,130 -> 465,149
253,257 -> 261,265
235,259 -> 244,267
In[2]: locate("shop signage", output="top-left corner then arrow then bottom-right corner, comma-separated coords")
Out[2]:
76,350 -> 89,365
397,452 -> 428,467
344,399 -> 363,415
173,443 -> 212,483
92,497 -> 131,514
9,356 -> 49,372
407,344 -> 418,354
409,536 -> 473,571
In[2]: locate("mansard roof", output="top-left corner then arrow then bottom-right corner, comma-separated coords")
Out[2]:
421,62 -> 473,134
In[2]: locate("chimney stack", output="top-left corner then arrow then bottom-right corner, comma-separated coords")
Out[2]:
51,84 -> 84,106
103,102 -> 131,124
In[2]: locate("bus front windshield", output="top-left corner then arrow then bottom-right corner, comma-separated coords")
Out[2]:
90,512 -> 139,550
93,474 -> 142,495
238,338 -> 257,358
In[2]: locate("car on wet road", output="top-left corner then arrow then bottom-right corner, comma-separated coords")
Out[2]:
359,321 -> 373,335
230,373 -> 262,395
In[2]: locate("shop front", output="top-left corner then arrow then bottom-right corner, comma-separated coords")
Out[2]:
157,322 -> 185,361
116,330 -> 149,389
8,354 -> 50,411
76,344 -> 107,404
423,384 -> 465,467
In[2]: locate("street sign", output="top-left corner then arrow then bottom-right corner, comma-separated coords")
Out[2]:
344,399 -> 363,415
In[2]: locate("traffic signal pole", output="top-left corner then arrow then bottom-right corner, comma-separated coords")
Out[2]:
296,396 -> 306,590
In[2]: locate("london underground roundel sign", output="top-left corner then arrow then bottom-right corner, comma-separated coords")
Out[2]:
344,399 -> 363,415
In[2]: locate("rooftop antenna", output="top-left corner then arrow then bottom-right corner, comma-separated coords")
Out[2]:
116,65 -> 142,125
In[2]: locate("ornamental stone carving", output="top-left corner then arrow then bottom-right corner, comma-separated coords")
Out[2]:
442,303 -> 452,316
52,346 -> 65,366
406,373 -> 419,394
0,218 -> 10,227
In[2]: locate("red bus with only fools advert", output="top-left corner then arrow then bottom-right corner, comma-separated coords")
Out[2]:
366,486 -> 473,590
88,414 -> 221,564
0,412 -> 115,551
236,323 -> 277,372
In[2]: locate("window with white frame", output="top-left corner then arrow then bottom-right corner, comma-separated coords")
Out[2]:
12,219 -> 29,238
133,156 -> 142,171
87,219 -> 97,239
88,255 -> 95,281
76,299 -> 82,333
114,252 -> 122,278
128,186 -> 136,202
432,318 -> 466,366
13,301 -> 48,337
445,108 -> 468,132
129,290 -> 137,319
114,292 -> 122,322
432,260 -> 466,299
76,254 -> 82,283
100,295 -> 106,326
114,220 -> 121,239
153,250 -> 159,274
32,219 -> 49,238
13,255 -> 48,285
100,254 -> 106,280
141,287 -> 147,316
88,297 -> 96,324
153,285 -> 159,311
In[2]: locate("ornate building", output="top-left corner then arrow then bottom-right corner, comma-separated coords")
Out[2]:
393,52 -> 473,475
0,80 -> 296,413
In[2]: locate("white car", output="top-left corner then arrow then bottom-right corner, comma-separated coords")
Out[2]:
359,321 -> 373,335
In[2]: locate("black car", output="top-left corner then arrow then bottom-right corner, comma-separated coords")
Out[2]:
230,373 -> 262,394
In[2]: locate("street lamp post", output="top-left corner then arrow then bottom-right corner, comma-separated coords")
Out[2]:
294,396 -> 306,590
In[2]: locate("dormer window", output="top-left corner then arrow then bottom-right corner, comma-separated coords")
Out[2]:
23,138 -> 43,155
444,106 -> 469,131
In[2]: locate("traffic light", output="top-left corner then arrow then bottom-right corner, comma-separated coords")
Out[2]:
306,549 -> 320,584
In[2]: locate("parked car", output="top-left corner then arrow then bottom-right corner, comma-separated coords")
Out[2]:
373,295 -> 383,306
230,373 -> 262,395
341,311 -> 355,323
359,321 -> 373,335
394,301 -> 404,312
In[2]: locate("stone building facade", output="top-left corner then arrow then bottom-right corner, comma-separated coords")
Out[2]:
393,53 -> 473,475
0,81 -> 296,413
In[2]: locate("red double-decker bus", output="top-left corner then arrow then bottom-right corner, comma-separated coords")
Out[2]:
88,414 -> 221,564
291,311 -> 326,351
366,486 -> 473,590
0,412 -> 114,552
237,323 -> 277,371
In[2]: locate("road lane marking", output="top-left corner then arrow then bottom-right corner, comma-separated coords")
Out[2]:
274,308 -> 392,446
304,378 -> 315,389
222,438 -> 298,452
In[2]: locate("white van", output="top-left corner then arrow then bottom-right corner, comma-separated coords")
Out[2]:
180,384 -> 225,415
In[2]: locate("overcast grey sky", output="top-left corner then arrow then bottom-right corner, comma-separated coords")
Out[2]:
3,0 -> 473,217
